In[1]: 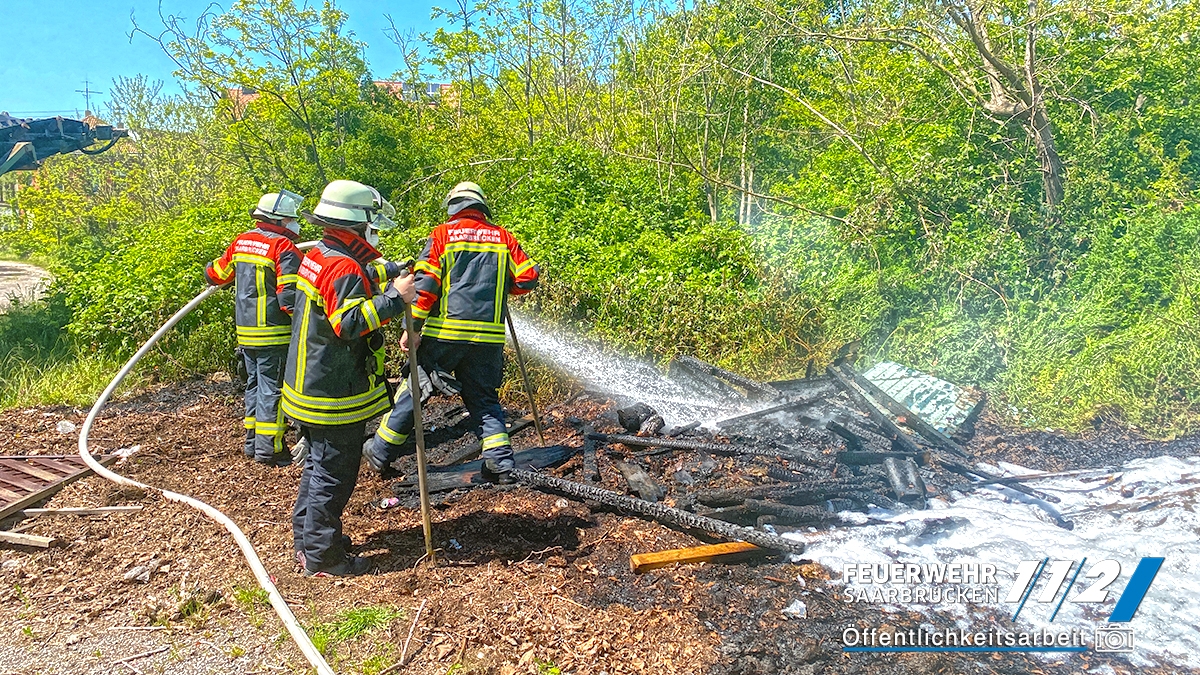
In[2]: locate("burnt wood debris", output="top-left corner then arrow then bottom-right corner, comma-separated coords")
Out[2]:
388,352 -> 1074,559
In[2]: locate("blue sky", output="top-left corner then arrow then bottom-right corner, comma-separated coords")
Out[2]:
1,1 -> 443,118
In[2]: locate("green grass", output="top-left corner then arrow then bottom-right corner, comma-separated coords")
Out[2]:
308,606 -> 404,658
231,585 -> 271,610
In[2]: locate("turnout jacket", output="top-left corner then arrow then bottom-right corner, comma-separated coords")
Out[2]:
412,210 -> 540,343
282,229 -> 409,426
205,222 -> 303,348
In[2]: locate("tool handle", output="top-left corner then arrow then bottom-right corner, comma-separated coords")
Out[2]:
405,303 -> 436,562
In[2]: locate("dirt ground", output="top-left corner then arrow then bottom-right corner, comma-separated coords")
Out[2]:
0,379 -> 1191,675
0,261 -> 51,311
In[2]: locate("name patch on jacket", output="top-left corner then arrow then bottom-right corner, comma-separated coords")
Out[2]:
235,239 -> 272,256
447,227 -> 503,244
300,257 -> 324,283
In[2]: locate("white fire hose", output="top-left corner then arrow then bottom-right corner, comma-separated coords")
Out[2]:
77,242 -> 337,675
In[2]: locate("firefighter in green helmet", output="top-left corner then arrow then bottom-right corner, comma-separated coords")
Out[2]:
283,179 -> 416,577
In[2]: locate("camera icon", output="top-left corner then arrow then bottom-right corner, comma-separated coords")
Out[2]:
1094,625 -> 1135,653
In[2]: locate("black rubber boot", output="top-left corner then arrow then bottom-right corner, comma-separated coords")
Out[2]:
304,555 -> 371,578
295,535 -> 353,572
482,456 -> 516,485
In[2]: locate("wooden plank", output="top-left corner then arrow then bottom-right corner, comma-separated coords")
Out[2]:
0,530 -> 60,548
0,471 -> 41,492
630,542 -> 763,573
5,461 -> 64,483
26,457 -> 83,474
0,485 -> 23,502
21,506 -> 144,518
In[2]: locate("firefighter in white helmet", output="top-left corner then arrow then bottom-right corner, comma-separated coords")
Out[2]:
364,181 -> 540,483
283,179 -> 416,577
206,191 -> 305,466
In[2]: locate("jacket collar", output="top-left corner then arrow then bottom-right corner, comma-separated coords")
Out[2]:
449,208 -> 491,226
255,221 -> 299,241
321,227 -> 382,265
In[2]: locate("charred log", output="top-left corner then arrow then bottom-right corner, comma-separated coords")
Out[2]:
511,469 -> 806,554
674,355 -> 781,401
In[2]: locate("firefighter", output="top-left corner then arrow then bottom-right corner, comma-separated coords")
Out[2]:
363,181 -> 539,483
284,179 -> 416,577
206,191 -> 305,466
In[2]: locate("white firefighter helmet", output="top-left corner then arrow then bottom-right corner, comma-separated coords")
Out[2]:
251,189 -> 303,221
443,181 -> 489,217
309,179 -> 397,230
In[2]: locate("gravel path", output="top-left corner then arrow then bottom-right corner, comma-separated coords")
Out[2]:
0,261 -> 52,311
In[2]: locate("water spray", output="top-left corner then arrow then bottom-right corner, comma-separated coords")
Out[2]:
505,308 -> 546,446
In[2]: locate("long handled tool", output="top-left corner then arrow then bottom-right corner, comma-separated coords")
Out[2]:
405,304 -> 436,563
504,308 -> 546,446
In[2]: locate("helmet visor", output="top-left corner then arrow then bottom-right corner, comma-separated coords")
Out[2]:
368,188 -> 398,230
373,213 -> 398,231
272,189 -> 304,217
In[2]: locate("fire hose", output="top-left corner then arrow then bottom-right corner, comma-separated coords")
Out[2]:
78,243 -> 338,675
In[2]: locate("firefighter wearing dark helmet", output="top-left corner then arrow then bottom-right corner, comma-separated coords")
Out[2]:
283,179 -> 416,577
205,191 -> 305,466
363,181 -> 540,483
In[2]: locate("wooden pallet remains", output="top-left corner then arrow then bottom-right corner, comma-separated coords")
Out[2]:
0,454 -> 118,524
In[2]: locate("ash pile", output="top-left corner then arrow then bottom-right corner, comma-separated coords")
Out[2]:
389,355 -> 1064,555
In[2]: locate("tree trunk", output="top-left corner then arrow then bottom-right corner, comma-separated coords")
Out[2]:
1028,103 -> 1063,209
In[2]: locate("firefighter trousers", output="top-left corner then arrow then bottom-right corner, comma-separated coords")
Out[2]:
242,346 -> 288,463
366,338 -> 512,467
292,421 -> 364,573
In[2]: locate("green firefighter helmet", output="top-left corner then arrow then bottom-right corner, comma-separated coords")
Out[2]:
306,179 -> 397,231
251,190 -> 302,221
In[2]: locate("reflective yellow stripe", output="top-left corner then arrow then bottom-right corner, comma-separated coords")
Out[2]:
425,316 -> 504,331
255,421 -> 286,434
212,258 -> 233,280
423,325 -> 507,344
377,407 -> 408,445
295,298 -> 312,393
243,416 -> 256,430
237,334 -> 291,347
278,273 -> 299,285
329,297 -> 367,332
371,262 -> 388,284
255,265 -> 267,326
424,316 -> 504,334
232,252 -> 275,267
362,299 -> 382,332
441,251 -> 454,317
236,325 -> 291,347
444,242 -> 509,255
297,278 -> 325,309
283,382 -> 389,410
411,305 -> 431,320
414,260 -> 440,279
482,433 -> 511,450
513,258 -> 536,276
494,251 -> 507,324
236,325 -> 292,335
281,396 -> 390,426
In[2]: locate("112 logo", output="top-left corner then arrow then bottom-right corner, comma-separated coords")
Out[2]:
1005,557 -> 1164,623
